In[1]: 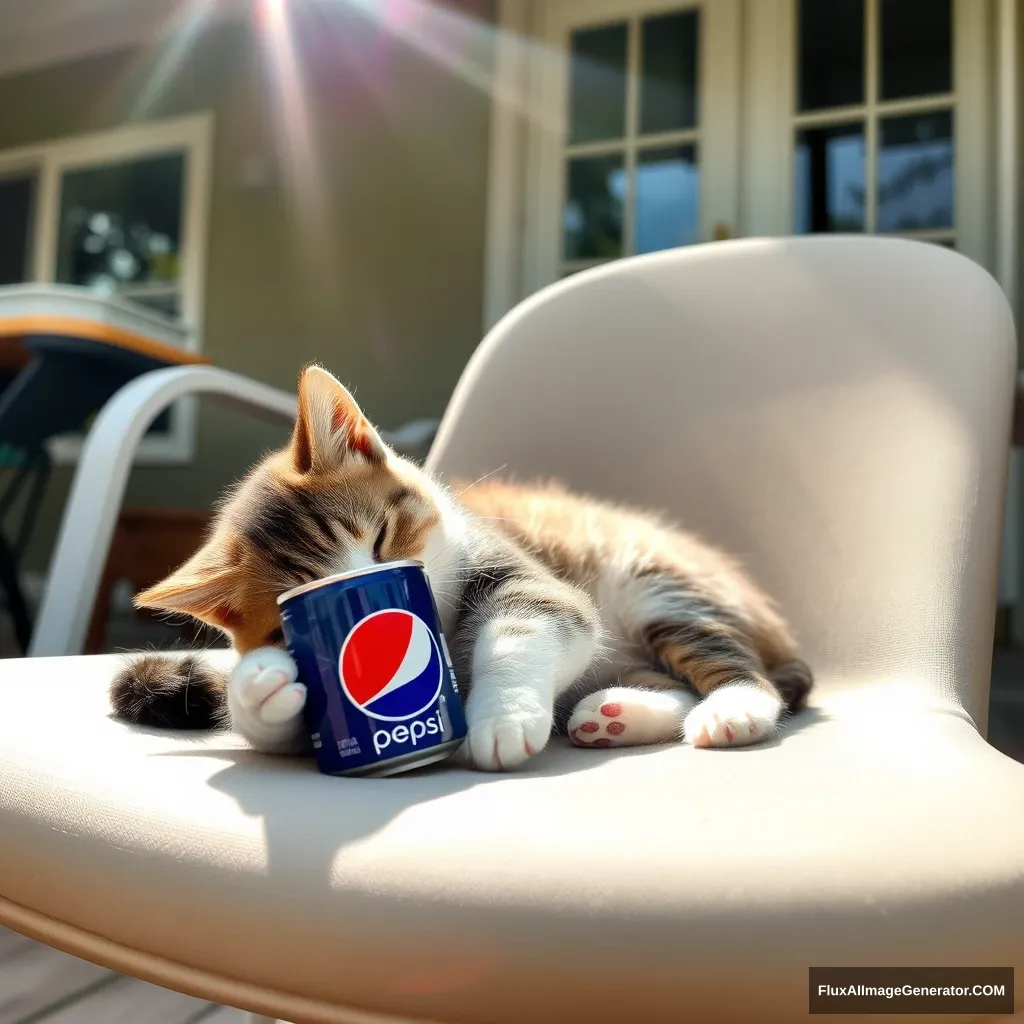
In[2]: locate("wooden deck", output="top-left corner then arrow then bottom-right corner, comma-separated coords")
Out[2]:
0,927 -> 249,1024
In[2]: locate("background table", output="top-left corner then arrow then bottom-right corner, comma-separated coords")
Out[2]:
0,284 -> 204,653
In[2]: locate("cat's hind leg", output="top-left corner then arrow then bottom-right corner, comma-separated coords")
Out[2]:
567,669 -> 698,748
632,585 -> 793,749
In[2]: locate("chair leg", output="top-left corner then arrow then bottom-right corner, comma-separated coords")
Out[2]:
0,534 -> 32,654
13,448 -> 51,558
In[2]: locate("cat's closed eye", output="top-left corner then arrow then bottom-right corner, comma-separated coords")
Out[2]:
373,521 -> 388,562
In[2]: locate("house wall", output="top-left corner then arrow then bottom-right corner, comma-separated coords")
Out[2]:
0,5 -> 496,573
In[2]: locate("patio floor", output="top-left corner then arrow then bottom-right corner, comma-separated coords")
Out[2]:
0,925 -> 248,1023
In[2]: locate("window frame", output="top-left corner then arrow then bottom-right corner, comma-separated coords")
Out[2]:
0,112 -> 214,465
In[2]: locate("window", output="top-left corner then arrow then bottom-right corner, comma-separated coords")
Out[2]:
55,152 -> 186,319
0,114 -> 212,464
793,0 -> 955,245
560,7 -> 703,277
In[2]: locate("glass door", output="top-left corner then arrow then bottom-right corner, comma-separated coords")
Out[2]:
766,0 -> 991,266
795,0 -> 955,240
525,0 -> 741,292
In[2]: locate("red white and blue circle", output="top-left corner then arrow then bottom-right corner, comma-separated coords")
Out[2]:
339,609 -> 443,721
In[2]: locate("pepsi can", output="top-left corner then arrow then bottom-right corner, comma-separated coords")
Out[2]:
276,560 -> 467,777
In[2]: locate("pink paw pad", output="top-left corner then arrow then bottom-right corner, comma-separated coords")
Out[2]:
600,703 -> 622,718
571,712 -> 628,747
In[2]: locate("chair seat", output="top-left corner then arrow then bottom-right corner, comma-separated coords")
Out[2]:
1,653 -> 1023,1023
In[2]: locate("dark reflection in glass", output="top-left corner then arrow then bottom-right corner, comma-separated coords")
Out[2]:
794,123 -> 865,232
0,175 -> 34,286
564,154 -> 626,259
56,153 -> 184,292
569,24 -> 628,144
798,0 -> 864,111
880,0 -> 952,100
877,111 -> 953,231
640,11 -> 699,134
635,145 -> 699,253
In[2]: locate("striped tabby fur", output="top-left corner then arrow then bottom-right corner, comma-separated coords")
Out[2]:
110,365 -> 812,770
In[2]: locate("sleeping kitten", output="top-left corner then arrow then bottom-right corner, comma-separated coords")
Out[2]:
111,365 -> 812,770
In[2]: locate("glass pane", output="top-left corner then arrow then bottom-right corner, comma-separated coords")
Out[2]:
635,145 -> 699,253
794,123 -> 865,233
569,24 -> 628,144
640,11 -> 699,135
877,110 -> 953,231
564,154 -> 626,260
55,152 -> 184,299
798,0 -> 864,111
0,175 -> 35,286
880,0 -> 952,100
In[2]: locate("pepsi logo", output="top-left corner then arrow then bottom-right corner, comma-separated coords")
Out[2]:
339,609 -> 443,722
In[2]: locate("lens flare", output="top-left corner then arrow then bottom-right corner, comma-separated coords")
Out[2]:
99,0 -> 568,326
118,0 -> 219,121
255,0 -> 342,309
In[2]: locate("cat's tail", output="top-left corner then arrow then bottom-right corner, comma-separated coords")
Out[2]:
768,658 -> 814,714
110,653 -> 229,730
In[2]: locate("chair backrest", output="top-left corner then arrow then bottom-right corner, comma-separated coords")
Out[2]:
427,237 -> 1016,724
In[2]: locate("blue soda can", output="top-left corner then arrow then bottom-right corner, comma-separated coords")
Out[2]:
276,559 -> 467,777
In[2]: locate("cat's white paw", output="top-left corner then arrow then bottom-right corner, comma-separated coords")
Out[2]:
228,647 -> 308,753
568,686 -> 698,748
462,690 -> 552,771
683,682 -> 782,748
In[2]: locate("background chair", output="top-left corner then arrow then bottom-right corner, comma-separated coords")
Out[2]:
0,441 -> 47,652
2,236 -> 1023,1023
0,284 -> 205,653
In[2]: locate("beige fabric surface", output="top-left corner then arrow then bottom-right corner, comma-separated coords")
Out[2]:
1,653 -> 1023,1024
2,237 -> 1023,1022
430,236 -> 1016,727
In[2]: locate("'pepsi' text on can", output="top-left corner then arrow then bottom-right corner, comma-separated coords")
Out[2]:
277,560 -> 467,777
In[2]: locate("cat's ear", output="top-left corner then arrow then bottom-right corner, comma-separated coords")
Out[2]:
290,365 -> 387,473
135,539 -> 243,633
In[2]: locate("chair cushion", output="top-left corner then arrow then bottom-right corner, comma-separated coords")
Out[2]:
1,653 -> 1023,1023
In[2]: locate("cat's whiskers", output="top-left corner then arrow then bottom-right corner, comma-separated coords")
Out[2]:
450,465 -> 508,500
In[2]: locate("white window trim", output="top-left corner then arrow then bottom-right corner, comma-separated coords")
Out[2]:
0,111 -> 214,465
484,0 -> 535,332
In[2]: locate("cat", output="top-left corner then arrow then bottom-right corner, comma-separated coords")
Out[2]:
110,364 -> 813,771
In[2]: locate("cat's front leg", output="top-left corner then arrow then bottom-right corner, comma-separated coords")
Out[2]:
228,647 -> 311,755
455,579 -> 599,771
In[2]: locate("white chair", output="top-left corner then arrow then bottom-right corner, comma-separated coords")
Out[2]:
2,236 -> 1022,1023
